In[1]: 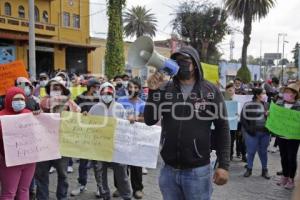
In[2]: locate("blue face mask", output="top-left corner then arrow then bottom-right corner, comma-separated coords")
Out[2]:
12,100 -> 26,112
24,86 -> 31,97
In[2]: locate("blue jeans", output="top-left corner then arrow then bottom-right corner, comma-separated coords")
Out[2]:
78,159 -> 89,186
159,164 -> 213,200
245,132 -> 270,169
35,157 -> 69,200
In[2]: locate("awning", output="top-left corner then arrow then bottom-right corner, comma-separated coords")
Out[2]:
36,38 -> 102,49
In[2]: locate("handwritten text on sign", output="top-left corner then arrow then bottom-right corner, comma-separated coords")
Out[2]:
0,113 -> 61,167
266,102 -> 300,140
112,119 -> 161,168
0,60 -> 28,95
59,111 -> 116,162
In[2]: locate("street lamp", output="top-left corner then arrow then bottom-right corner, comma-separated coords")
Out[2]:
282,39 -> 289,84
277,33 -> 287,65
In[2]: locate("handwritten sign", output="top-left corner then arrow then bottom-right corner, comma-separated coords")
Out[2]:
266,103 -> 300,140
202,63 -> 219,84
0,60 -> 28,95
233,95 -> 253,119
59,111 -> 116,162
225,101 -> 239,130
112,119 -> 161,168
0,113 -> 61,167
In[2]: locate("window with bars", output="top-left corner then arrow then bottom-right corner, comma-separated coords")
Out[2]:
63,12 -> 70,27
4,2 -> 11,16
18,5 -> 25,18
73,14 -> 80,28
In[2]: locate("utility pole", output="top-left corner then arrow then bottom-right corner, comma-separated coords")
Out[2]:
279,33 -> 287,84
298,47 -> 300,81
28,0 -> 36,80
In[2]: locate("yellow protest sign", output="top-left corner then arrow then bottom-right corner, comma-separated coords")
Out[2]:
59,111 -> 116,162
0,60 -> 28,95
201,63 -> 219,84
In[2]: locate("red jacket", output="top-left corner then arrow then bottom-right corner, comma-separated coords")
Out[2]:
0,87 -> 31,157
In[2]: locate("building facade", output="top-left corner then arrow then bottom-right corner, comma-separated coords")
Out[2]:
0,0 -> 97,76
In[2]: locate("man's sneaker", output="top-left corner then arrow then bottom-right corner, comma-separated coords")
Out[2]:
277,176 -> 289,186
271,146 -> 278,153
49,167 -> 56,174
112,190 -> 120,197
71,185 -> 87,196
284,178 -> 295,190
95,188 -> 101,198
67,166 -> 74,173
142,168 -> 148,175
134,191 -> 144,199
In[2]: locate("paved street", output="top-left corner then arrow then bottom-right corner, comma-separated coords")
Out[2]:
49,151 -> 294,200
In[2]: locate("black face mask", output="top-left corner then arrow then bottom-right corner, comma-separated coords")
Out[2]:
177,60 -> 193,80
128,90 -> 139,97
116,83 -> 123,88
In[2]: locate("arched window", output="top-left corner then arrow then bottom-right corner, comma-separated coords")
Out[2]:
34,6 -> 40,22
4,2 -> 11,16
18,5 -> 25,18
42,11 -> 48,23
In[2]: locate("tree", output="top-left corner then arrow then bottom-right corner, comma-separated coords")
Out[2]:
292,42 -> 300,68
105,0 -> 126,79
123,5 -> 157,38
172,0 -> 229,64
225,0 -> 276,83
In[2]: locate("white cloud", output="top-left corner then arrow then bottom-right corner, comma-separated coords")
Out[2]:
90,0 -> 300,62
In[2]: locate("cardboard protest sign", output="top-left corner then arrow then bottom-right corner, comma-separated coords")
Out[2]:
0,113 -> 61,167
59,111 -> 116,162
266,102 -> 300,140
0,60 -> 28,95
112,119 -> 161,168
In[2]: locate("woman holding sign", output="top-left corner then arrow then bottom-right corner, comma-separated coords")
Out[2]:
276,83 -> 300,190
0,87 -> 36,200
241,88 -> 271,179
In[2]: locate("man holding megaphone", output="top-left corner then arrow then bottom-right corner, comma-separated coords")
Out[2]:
143,45 -> 230,200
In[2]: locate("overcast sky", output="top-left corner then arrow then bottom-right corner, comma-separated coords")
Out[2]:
90,0 -> 300,61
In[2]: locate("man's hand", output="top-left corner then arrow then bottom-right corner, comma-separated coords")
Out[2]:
213,168 -> 229,186
33,110 -> 41,115
147,72 -> 165,90
128,115 -> 135,124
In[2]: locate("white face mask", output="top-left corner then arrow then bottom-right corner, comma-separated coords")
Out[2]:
24,86 -> 31,97
101,95 -> 113,104
50,91 -> 62,97
12,100 -> 26,112
123,81 -> 129,88
40,80 -> 48,87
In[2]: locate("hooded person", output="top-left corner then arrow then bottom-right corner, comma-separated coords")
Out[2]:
144,46 -> 230,200
16,77 -> 40,111
88,82 -> 132,200
0,87 -> 36,200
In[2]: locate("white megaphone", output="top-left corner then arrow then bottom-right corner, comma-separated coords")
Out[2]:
128,36 -> 179,76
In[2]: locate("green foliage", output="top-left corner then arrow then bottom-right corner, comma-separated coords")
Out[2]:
105,0 -> 126,79
172,0 -> 229,63
237,65 -> 251,83
225,0 -> 276,81
123,5 -> 157,38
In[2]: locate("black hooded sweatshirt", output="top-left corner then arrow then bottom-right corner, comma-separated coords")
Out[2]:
144,46 -> 230,170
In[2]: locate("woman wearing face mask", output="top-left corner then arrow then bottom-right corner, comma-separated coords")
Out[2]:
16,77 -> 40,112
0,87 -> 36,200
276,83 -> 300,190
241,88 -> 271,179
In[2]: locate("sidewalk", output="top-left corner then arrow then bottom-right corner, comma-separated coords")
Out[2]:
49,152 -> 294,200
